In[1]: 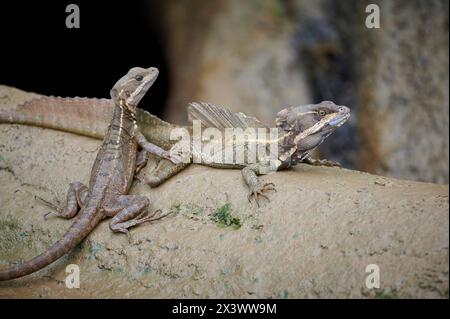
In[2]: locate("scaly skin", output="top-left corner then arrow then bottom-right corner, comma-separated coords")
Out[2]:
0,89 -> 350,207
0,94 -> 180,150
165,101 -> 350,206
0,67 -> 174,281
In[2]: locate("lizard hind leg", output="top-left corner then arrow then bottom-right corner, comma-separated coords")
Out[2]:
146,160 -> 189,188
105,195 -> 168,243
37,181 -> 88,220
242,165 -> 277,207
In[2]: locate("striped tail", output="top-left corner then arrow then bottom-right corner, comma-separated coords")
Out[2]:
0,211 -> 102,281
0,96 -> 113,139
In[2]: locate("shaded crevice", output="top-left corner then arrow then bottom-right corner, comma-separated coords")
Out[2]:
0,1 -> 170,118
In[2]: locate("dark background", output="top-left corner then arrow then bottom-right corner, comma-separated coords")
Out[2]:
0,1 -> 168,117
0,1 -> 448,183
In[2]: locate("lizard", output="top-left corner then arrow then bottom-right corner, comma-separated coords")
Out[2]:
1,91 -> 350,206
164,101 -> 350,205
0,66 -> 177,281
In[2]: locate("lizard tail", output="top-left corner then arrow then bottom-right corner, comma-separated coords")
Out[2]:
0,211 -> 102,281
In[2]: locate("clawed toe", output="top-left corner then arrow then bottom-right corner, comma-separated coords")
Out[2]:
36,195 -> 61,211
324,160 -> 341,167
248,183 -> 277,207
124,229 -> 133,243
141,209 -> 175,223
115,209 -> 172,243
136,209 -> 161,223
43,211 -> 57,220
263,182 -> 277,191
36,196 -> 62,220
166,150 -> 183,165
321,159 -> 341,167
332,161 -> 341,167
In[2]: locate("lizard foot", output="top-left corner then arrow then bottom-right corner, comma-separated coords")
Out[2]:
247,182 -> 277,207
115,228 -> 133,244
167,143 -> 191,164
162,150 -> 183,165
115,210 -> 173,243
135,209 -> 174,225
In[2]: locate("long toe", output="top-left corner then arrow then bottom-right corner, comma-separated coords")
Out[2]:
262,183 -> 277,193
258,191 -> 269,201
43,211 -> 56,220
124,230 -> 133,243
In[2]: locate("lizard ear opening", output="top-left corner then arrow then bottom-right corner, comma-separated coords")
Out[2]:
276,107 -> 294,130
110,88 -> 119,100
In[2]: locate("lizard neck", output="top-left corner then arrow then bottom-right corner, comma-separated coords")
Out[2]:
108,102 -> 137,139
276,127 -> 308,169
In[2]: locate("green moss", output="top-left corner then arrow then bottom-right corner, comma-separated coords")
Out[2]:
142,266 -> 153,274
170,203 -> 182,214
375,289 -> 398,299
87,242 -> 103,260
0,218 -> 20,230
0,218 -> 42,260
0,218 -> 28,251
212,203 -> 241,230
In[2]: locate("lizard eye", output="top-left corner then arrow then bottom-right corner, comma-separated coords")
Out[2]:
135,75 -> 144,81
318,110 -> 326,116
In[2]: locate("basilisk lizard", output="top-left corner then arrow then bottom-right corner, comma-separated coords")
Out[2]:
165,101 -> 350,204
0,66 -> 177,281
1,91 -> 350,206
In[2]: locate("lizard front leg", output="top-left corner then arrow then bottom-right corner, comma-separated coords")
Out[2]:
37,181 -> 88,220
146,160 -> 189,187
134,131 -> 180,164
301,155 -> 341,167
104,195 -> 167,242
134,149 -> 150,175
242,163 -> 277,207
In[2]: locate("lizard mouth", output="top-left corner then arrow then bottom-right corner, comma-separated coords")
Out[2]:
329,113 -> 350,127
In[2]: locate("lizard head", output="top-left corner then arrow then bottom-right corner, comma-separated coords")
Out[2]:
110,66 -> 159,113
276,101 -> 350,156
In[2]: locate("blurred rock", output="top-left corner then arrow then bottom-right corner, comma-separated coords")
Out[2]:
0,87 -> 448,298
338,0 -> 449,184
154,0 -> 449,183
156,0 -> 311,126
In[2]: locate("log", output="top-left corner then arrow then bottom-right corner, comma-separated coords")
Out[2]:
0,87 -> 448,298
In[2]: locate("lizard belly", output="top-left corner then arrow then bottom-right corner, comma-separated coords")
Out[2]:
88,139 -> 137,197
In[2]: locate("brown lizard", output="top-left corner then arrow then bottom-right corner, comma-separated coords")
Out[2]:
164,101 -> 350,205
0,66 -> 176,281
1,92 -> 350,206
